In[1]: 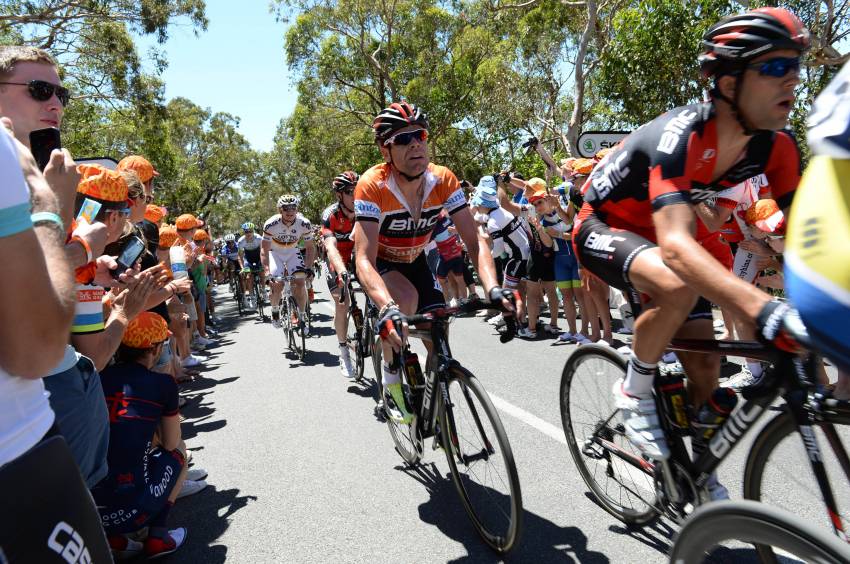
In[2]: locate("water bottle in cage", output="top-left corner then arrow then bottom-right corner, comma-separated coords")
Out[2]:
657,365 -> 691,436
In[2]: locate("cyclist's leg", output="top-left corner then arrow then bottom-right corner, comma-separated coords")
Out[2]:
503,257 -> 527,322
327,265 -> 349,344
287,253 -> 309,314
268,252 -> 285,323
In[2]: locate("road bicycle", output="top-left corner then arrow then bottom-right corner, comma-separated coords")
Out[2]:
270,272 -> 308,360
560,334 -> 850,562
338,273 -> 379,383
670,499 -> 850,563
376,302 -> 522,553
247,267 -> 267,322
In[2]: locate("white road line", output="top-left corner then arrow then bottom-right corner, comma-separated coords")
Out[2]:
488,394 -> 567,445
315,296 -> 567,445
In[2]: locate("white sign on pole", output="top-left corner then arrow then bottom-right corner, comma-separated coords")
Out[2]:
576,131 -> 629,158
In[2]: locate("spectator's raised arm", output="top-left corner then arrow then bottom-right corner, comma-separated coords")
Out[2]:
0,125 -> 74,377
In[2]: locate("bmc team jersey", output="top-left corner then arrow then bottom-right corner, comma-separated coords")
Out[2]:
320,202 -> 355,266
263,213 -> 313,252
354,163 -> 467,263
578,101 -> 801,240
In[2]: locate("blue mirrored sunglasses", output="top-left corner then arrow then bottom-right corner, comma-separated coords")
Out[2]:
748,57 -> 800,78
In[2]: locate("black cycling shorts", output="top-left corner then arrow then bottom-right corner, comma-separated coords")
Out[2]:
527,251 -> 555,283
503,257 -> 527,288
575,213 -> 711,322
376,253 -> 445,314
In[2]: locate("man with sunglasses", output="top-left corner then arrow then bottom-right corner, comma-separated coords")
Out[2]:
262,195 -> 316,332
353,102 -> 512,424
321,171 -> 358,378
0,46 -> 80,230
571,7 -> 809,482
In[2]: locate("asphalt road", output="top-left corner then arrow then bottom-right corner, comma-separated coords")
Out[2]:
169,280 -> 845,564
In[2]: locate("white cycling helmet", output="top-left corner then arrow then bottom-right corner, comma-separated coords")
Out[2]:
277,194 -> 299,208
224,234 -> 236,242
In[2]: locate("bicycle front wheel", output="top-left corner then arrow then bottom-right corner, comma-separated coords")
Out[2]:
289,297 -> 305,360
560,344 -> 658,526
255,281 -> 267,321
743,406 -> 850,562
345,307 -> 364,381
669,499 -> 850,563
440,366 -> 522,553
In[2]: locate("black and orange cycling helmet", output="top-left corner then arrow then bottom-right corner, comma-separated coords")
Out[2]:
372,102 -> 429,144
699,7 -> 810,77
332,171 -> 359,192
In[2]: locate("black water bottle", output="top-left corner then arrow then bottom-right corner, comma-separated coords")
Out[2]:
695,387 -> 739,440
658,368 -> 690,436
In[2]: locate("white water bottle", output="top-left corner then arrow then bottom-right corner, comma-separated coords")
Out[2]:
169,245 -> 189,279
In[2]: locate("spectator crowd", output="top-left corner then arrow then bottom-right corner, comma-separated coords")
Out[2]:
0,45 -> 225,561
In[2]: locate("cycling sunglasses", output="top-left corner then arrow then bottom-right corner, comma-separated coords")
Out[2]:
335,186 -> 355,195
0,79 -> 71,106
748,57 -> 800,78
280,204 -> 297,212
384,128 -> 428,147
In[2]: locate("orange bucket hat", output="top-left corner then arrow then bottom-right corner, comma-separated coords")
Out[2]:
175,213 -> 202,231
144,204 -> 167,225
745,199 -> 786,234
193,229 -> 210,241
76,164 -> 129,203
122,312 -> 170,349
117,155 -> 160,183
158,224 -> 179,249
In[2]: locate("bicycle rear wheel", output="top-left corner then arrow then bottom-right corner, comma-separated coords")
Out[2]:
441,366 -> 522,553
743,406 -> 850,562
560,344 -> 658,526
670,499 -> 850,563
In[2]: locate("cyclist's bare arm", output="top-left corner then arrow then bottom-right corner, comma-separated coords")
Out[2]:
261,238 -> 271,272
695,202 -> 733,233
324,236 -> 347,276
237,248 -> 246,269
304,239 -> 317,269
654,204 -> 769,324
453,208 -> 499,293
352,221 -> 394,310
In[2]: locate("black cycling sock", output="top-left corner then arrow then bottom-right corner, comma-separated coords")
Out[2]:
339,342 -> 346,348
272,310 -> 279,320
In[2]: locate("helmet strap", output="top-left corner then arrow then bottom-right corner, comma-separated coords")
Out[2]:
387,154 -> 426,182
336,192 -> 355,214
713,71 -> 759,136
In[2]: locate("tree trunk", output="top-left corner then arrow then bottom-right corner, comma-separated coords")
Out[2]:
565,0 -> 597,156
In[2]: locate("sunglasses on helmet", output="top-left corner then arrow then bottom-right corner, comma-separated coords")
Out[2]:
0,79 -> 71,107
747,57 -> 800,78
384,128 -> 428,147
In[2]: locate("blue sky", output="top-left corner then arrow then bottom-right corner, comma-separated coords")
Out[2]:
137,1 -> 298,152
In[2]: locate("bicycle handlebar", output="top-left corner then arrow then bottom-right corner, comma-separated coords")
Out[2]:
403,300 -> 517,343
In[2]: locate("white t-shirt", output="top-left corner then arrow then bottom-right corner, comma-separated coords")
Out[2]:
713,174 -> 769,241
0,127 -> 55,466
485,207 -> 530,260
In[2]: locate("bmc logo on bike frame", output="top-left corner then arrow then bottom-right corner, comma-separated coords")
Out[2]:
709,403 -> 764,458
656,109 -> 698,155
584,232 -> 626,253
47,521 -> 92,564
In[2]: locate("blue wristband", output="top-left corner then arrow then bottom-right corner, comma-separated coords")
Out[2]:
31,211 -> 64,232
